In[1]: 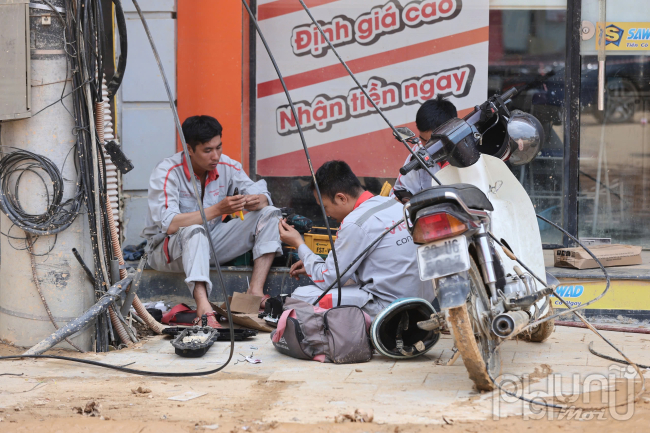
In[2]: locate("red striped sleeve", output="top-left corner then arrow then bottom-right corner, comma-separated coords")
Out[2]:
163,163 -> 183,208
218,162 -> 241,171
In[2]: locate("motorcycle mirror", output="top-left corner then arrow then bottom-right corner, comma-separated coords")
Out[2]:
506,110 -> 544,166
393,127 -> 416,142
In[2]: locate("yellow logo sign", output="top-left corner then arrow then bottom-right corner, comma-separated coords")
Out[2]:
596,22 -> 650,51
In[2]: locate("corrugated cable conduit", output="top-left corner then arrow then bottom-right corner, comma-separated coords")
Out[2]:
94,97 -> 133,346
96,79 -> 165,335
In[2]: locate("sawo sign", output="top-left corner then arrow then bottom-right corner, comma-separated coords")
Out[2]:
596,22 -> 650,50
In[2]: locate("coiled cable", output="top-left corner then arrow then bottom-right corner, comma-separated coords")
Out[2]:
0,148 -> 82,235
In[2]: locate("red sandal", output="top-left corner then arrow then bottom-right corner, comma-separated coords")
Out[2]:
192,311 -> 222,328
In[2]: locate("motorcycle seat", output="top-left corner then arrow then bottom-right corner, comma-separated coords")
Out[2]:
408,184 -> 494,220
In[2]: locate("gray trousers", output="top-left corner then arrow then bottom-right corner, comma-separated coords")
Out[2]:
291,284 -> 389,319
148,206 -> 282,296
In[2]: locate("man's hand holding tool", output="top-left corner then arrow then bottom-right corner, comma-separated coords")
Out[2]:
216,194 -> 246,217
279,219 -> 305,248
279,219 -> 307,281
230,188 -> 245,220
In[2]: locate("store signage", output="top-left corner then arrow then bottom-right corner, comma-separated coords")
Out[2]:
255,0 -> 489,177
596,22 -> 650,51
553,280 -> 650,314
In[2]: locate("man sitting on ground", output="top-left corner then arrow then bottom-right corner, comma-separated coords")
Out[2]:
279,160 -> 433,318
142,115 -> 282,327
391,95 -> 457,203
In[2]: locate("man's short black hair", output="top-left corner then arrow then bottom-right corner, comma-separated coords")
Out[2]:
182,115 -> 223,150
310,160 -> 363,201
415,95 -> 457,133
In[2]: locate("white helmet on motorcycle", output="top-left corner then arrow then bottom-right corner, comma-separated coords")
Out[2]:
507,110 -> 544,166
370,298 -> 440,359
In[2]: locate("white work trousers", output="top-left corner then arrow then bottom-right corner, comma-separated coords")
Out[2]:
291,284 -> 389,319
148,206 -> 282,296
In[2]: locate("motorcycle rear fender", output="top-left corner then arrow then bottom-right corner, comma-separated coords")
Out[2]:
435,271 -> 471,310
434,154 -> 547,286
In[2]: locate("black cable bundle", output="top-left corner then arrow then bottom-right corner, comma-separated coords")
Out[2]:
0,148 -> 82,235
61,0 -> 116,351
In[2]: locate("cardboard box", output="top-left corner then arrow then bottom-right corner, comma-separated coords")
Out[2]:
210,293 -> 274,332
554,244 -> 642,270
579,238 -> 611,246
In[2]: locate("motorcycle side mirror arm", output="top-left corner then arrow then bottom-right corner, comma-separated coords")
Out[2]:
393,127 -> 416,142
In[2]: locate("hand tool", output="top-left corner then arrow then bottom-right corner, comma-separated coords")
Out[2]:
231,187 -> 244,221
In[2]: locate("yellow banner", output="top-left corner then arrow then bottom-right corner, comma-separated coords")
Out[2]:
596,22 -> 650,51
553,279 -> 650,311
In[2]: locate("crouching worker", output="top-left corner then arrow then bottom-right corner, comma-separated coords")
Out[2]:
279,161 -> 433,318
142,115 -> 282,327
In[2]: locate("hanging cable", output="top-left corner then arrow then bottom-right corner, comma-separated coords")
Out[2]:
313,219 -> 404,305
0,0 -> 235,374
63,0 -> 114,350
588,342 -> 650,369
294,0 -> 643,408
241,0 -> 344,305
106,0 -> 127,97
492,215 -> 612,330
297,0 -> 441,186
0,352 -> 239,377
484,215 -> 645,411
127,0 -> 235,371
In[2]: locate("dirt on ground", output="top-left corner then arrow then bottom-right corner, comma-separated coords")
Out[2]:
2,409 -> 650,433
1,338 -> 649,432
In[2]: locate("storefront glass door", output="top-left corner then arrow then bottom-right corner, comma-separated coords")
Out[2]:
579,0 -> 650,246
488,1 -> 568,245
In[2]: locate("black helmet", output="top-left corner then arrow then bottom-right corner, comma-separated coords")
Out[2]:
370,298 -> 440,359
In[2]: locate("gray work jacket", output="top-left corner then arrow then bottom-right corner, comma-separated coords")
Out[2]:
142,152 -> 272,242
298,193 -> 434,304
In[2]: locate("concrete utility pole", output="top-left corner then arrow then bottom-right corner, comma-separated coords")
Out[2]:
0,0 -> 95,350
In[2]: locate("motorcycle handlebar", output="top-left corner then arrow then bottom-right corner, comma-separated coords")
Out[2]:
399,88 -> 518,176
400,158 -> 421,176
501,86 -> 518,101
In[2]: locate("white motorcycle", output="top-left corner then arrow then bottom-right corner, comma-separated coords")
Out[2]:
392,88 -> 555,390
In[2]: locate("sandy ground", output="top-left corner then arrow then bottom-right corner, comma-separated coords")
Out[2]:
1,326 -> 650,432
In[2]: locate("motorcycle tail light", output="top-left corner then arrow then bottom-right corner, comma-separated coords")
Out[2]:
412,212 -> 468,243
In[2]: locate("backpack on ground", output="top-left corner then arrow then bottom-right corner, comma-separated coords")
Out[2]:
270,298 -> 373,364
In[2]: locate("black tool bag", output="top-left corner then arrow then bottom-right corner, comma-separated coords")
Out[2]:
271,298 -> 372,364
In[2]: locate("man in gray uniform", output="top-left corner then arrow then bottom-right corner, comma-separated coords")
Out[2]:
279,161 -> 433,318
142,115 -> 282,327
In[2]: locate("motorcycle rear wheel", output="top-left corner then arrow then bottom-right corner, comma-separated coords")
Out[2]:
447,257 -> 500,391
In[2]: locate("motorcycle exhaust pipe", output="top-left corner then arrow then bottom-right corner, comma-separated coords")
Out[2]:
491,310 -> 531,338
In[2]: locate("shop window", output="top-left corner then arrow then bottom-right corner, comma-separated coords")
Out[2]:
488,7 -> 567,245
577,0 -> 650,247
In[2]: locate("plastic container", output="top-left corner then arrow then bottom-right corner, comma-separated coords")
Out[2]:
303,227 -> 337,259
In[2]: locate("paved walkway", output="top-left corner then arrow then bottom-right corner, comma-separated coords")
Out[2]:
1,325 -> 648,425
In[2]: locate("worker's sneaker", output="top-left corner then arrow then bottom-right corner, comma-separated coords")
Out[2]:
193,312 -> 222,329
